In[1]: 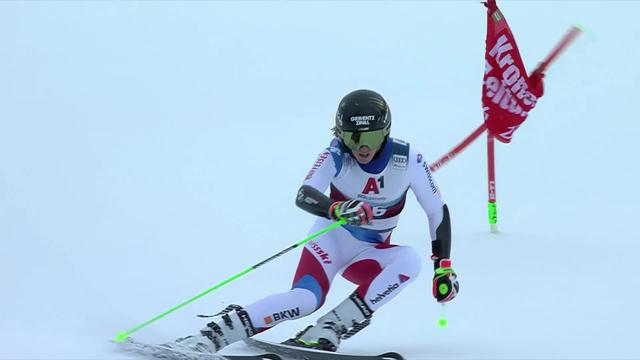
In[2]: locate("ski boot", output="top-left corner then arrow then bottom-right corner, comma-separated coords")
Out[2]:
166,304 -> 256,353
284,293 -> 373,352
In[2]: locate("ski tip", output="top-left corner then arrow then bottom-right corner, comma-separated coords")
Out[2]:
113,331 -> 130,343
573,24 -> 585,33
259,355 -> 282,360
379,352 -> 406,360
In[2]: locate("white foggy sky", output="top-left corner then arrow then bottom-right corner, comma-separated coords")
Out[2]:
1,1 -> 638,359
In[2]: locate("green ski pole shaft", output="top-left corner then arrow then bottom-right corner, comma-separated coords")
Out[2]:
113,219 -> 347,343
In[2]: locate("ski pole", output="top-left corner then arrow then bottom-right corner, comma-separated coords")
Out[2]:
113,218 -> 347,343
437,303 -> 449,328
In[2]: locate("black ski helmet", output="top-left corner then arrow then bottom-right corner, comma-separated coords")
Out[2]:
335,89 -> 391,151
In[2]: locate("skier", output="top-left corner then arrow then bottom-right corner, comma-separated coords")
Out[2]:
170,89 -> 459,354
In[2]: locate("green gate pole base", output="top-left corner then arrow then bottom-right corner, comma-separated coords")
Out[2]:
488,201 -> 498,233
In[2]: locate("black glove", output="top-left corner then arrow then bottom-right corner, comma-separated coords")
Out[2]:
329,199 -> 373,226
432,258 -> 459,303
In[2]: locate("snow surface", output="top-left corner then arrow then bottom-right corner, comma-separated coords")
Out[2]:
1,1 -> 639,359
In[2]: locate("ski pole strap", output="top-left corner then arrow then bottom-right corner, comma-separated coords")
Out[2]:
434,258 -> 454,276
435,267 -> 454,276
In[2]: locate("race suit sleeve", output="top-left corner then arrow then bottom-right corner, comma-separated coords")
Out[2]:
295,147 -> 340,219
408,148 -> 452,268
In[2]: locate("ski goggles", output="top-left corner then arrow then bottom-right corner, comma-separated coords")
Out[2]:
339,128 -> 388,152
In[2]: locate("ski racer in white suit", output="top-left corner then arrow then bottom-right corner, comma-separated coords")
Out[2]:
171,89 -> 459,354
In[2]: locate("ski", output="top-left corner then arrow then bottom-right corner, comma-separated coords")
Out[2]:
224,356 -> 281,360
245,338 -> 405,360
117,337 -> 282,360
